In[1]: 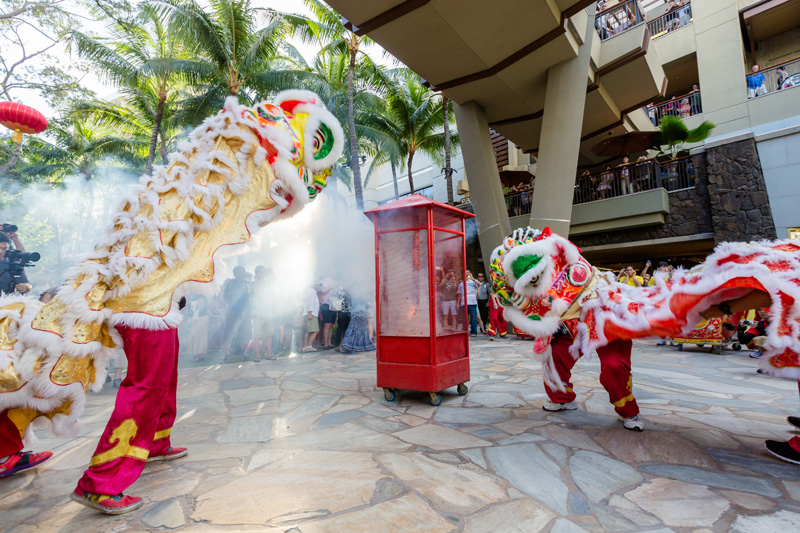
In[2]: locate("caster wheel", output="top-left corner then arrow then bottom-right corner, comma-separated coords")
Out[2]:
383,388 -> 396,402
677,343 -> 683,351
733,343 -> 742,351
429,392 -> 442,406
457,383 -> 468,396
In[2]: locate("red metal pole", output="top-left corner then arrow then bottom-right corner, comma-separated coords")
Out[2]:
374,217 -> 381,358
427,206 -> 436,367
462,218 -> 469,354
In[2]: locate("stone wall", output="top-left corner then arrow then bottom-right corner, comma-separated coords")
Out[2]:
570,154 -> 714,249
706,138 -> 777,243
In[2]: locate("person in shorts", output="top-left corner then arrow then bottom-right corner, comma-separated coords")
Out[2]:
251,266 -> 276,361
439,269 -> 458,329
301,282 -> 320,352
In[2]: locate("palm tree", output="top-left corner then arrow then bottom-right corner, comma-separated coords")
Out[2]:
279,0 -> 387,210
360,74 -> 458,195
72,3 -> 209,174
442,94 -> 454,204
654,116 -> 715,159
160,0 -> 290,125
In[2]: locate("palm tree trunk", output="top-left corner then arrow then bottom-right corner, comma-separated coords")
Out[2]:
146,95 -> 166,175
391,162 -> 399,200
159,131 -> 169,164
407,151 -> 415,194
347,47 -> 364,211
443,95 -> 454,205
0,141 -> 22,176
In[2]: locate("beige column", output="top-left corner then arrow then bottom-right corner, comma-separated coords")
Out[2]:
453,100 -> 511,271
693,0 -> 750,136
529,5 -> 597,236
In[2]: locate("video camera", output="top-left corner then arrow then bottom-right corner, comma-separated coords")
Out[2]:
0,223 -> 18,234
1,249 -> 40,293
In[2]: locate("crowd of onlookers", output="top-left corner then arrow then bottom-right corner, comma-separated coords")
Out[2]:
574,155 -> 694,204
178,267 -> 376,364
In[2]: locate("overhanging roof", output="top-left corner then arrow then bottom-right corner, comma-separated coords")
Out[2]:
327,0 -> 665,160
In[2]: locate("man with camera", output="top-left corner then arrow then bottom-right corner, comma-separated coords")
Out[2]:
0,231 -> 33,296
0,229 -> 53,478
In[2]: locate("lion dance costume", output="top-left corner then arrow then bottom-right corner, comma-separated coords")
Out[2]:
0,91 -> 343,510
490,227 -> 800,430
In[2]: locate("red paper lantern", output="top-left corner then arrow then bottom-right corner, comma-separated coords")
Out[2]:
0,102 -> 48,143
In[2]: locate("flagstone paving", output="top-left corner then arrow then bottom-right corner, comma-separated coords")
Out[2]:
3,338 -> 800,532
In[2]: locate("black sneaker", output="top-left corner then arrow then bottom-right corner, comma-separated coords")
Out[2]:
788,416 -> 800,430
765,438 -> 800,465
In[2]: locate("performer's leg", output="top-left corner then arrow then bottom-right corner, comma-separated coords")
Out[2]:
76,326 -> 178,497
597,339 -> 640,418
544,335 -> 579,404
0,409 -> 53,478
0,409 -> 23,458
149,328 -> 181,458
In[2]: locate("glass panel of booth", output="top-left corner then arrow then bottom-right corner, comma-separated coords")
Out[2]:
377,229 -> 430,337
434,229 -> 466,336
376,207 -> 427,232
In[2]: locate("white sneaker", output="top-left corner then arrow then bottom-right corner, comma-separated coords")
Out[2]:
543,400 -> 579,411
620,415 -> 644,431
656,339 -> 666,346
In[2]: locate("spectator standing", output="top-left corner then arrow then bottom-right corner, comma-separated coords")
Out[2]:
777,66 -> 789,90
618,156 -> 633,195
678,0 -> 691,27
598,165 -> 614,199
318,277 -> 336,349
250,266 -> 276,361
457,270 -> 480,336
476,273 -> 490,334
747,65 -> 767,98
340,298 -> 376,354
617,265 -> 644,287
331,286 -> 351,351
439,269 -> 459,329
679,98 -> 691,118
301,282 -> 321,352
220,266 -> 251,363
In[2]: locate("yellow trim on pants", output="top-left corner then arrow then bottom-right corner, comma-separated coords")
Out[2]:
154,427 -> 172,440
90,419 -> 149,467
612,393 -> 635,408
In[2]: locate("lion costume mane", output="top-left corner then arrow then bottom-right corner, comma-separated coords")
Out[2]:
0,91 -> 343,442
490,227 -> 800,390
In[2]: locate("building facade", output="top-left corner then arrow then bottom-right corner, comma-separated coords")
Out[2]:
331,0 -> 800,270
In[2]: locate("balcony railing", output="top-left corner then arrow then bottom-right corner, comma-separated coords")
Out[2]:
647,2 -> 692,39
573,158 -> 695,205
646,90 -> 702,126
505,190 -> 533,218
746,57 -> 800,99
595,0 -> 644,42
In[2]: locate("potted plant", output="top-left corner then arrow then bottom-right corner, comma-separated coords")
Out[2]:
652,116 -> 715,160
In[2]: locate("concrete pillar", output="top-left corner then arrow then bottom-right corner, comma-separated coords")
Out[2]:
529,4 -> 597,236
453,100 -> 511,271
693,0 -> 750,136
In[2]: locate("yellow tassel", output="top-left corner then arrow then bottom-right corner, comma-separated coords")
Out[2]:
12,129 -> 22,144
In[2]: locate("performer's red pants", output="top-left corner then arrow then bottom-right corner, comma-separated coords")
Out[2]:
0,409 -> 24,458
76,326 -> 179,495
487,299 -> 507,337
544,335 -> 639,418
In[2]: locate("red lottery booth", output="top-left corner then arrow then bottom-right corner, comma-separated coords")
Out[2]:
365,195 -> 474,406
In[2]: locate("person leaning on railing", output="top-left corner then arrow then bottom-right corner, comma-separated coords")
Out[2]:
747,65 -> 767,98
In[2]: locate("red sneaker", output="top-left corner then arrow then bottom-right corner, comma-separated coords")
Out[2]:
147,447 -> 188,462
70,489 -> 143,515
0,450 -> 53,478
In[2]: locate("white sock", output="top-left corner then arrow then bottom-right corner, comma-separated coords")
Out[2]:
0,455 -> 9,463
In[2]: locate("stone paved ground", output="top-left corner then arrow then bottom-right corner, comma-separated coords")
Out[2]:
3,338 -> 800,532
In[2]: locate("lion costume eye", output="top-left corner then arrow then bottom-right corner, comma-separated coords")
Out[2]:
313,123 -> 334,160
